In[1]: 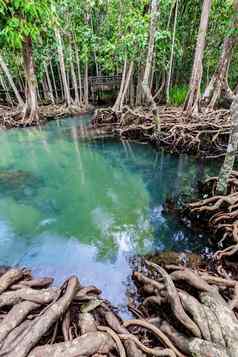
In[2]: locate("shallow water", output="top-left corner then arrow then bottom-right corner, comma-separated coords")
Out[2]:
0,115 -> 217,314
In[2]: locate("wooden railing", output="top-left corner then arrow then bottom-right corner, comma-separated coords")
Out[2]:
89,75 -> 122,88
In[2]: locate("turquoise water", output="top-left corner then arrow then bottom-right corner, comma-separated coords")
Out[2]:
0,116 -> 215,312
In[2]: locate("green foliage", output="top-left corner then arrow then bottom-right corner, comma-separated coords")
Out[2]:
0,0 -> 237,106
169,85 -> 188,106
0,0 -> 52,49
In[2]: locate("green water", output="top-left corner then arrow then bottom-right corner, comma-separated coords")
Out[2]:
0,115 -> 216,313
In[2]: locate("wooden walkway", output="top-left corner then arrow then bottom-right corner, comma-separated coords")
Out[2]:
89,75 -> 122,91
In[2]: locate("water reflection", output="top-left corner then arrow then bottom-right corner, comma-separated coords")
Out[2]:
0,116 -> 218,313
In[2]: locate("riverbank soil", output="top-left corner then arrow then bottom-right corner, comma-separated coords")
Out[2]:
93,107 -> 230,158
0,265 -> 238,357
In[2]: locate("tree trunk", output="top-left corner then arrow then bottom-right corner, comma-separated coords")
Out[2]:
153,71 -> 166,101
184,0 -> 212,114
166,0 -> 176,30
202,37 -> 235,109
202,0 -> 238,109
217,95 -> 238,194
22,36 -> 39,123
166,0 -> 179,104
44,64 -> 55,104
55,28 -> 71,107
84,62 -> 89,108
57,62 -> 64,101
119,62 -> 134,111
141,0 -> 160,122
75,50 -> 83,106
113,59 -> 127,112
0,73 -> 13,107
235,82 -> 238,95
74,45 -> 83,107
36,82 -> 42,104
42,79 -> 49,102
91,17 -> 99,77
222,79 -> 235,104
70,46 -> 80,106
49,61 -> 59,102
150,55 -> 155,91
0,54 -> 24,107
19,74 -> 24,92
130,74 -> 135,107
136,65 -> 143,106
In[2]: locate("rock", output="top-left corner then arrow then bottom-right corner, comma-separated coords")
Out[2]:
146,251 -> 203,269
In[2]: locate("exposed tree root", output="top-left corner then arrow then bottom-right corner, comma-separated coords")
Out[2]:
132,262 -> 238,357
1,104 -> 231,158
92,106 -> 231,158
0,264 -> 236,356
0,104 -> 90,129
29,331 -> 115,357
184,171 -> 238,262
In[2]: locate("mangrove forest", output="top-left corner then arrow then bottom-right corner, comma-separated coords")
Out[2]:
0,0 -> 238,356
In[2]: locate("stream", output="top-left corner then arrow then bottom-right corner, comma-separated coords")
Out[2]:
0,115 -> 218,315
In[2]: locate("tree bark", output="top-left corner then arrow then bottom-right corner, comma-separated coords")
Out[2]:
141,0 -> 160,122
0,73 -> 13,107
55,28 -> 71,107
70,46 -> 80,106
202,0 -> 238,109
57,62 -> 64,100
84,62 -> 89,108
5,277 -> 79,357
130,74 -> 135,107
203,37 -> 234,109
184,0 -> 212,114
113,59 -> 127,112
41,79 -> 48,102
153,71 -> 166,101
119,62 -> 134,111
49,61 -> 59,102
44,64 -> 55,104
18,74 -> 24,93
22,36 -> 39,123
0,54 -> 24,106
235,82 -> 238,95
202,38 -> 235,110
136,65 -> 144,106
166,0 -> 179,104
217,95 -> 238,194
91,16 -> 99,77
75,48 -> 83,106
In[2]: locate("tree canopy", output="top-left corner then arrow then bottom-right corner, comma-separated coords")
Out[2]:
0,0 -> 237,114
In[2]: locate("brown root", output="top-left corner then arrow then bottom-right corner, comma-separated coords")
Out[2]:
0,264 -> 236,357
98,326 -> 126,357
145,261 -> 201,338
185,171 -> 238,263
92,107 -> 231,158
123,320 -> 185,357
2,276 -> 79,357
29,331 -> 115,357
119,334 -> 177,357
0,268 -> 25,294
